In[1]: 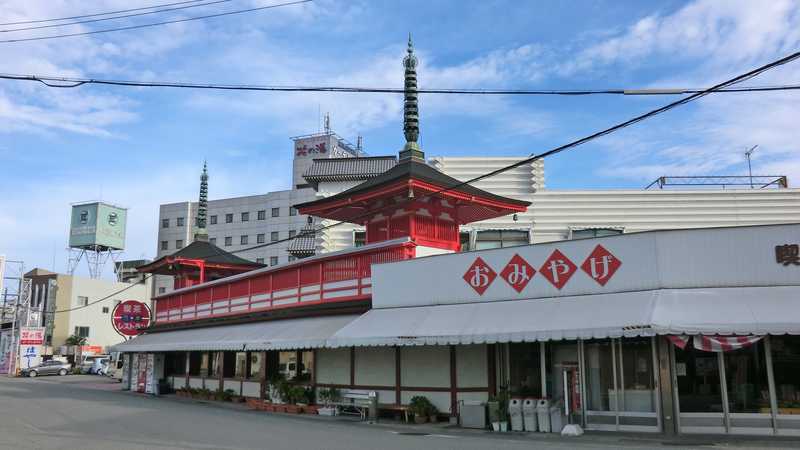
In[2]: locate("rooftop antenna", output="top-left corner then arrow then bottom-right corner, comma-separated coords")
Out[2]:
356,135 -> 363,155
745,144 -> 759,188
324,112 -> 331,134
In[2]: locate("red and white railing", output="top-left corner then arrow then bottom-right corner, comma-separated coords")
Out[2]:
154,238 -> 416,324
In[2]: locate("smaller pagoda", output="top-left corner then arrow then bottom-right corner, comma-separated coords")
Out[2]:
138,163 -> 264,289
295,36 -> 530,251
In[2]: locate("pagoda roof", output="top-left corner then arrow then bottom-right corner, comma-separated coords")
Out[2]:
138,240 -> 264,275
303,156 -> 397,183
295,158 -> 530,224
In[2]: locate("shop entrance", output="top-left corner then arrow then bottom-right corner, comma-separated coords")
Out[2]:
673,337 -> 774,435
583,337 -> 660,432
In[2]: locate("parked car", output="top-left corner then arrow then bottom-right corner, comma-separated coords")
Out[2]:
21,360 -> 72,377
79,354 -> 109,374
90,357 -> 110,375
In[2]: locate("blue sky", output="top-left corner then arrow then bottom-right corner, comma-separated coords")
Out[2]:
1,0 -> 799,278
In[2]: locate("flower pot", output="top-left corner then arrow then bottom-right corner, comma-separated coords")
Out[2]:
491,422 -> 500,432
413,415 -> 428,424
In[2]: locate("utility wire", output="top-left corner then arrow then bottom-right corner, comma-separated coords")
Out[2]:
2,72 -> 800,95
52,49 -> 800,309
0,0 -> 238,33
0,0 -> 312,44
0,0 -> 209,26
49,274 -> 154,314
215,49 -> 800,258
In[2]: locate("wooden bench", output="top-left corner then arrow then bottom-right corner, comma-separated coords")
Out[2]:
331,389 -> 375,420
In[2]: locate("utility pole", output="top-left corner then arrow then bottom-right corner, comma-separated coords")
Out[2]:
745,145 -> 759,188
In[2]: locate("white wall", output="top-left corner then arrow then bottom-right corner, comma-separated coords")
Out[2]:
316,347 -> 350,385
401,346 -> 449,388
355,347 -> 394,386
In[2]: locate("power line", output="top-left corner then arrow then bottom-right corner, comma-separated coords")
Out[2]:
0,0 -> 312,44
2,72 -> 800,95
50,274 -> 154,314
216,50 -> 800,258
0,0 -> 210,26
51,50 -> 800,310
0,0 -> 238,33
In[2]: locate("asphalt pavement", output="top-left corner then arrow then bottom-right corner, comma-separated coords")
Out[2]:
1,375 -> 799,450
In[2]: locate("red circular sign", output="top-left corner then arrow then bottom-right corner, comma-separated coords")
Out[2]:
111,300 -> 151,337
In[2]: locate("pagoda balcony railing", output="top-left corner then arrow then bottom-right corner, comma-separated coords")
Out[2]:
153,238 -> 416,325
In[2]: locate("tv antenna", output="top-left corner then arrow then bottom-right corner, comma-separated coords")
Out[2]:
744,145 -> 759,188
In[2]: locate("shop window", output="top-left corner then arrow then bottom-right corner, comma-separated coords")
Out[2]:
278,351 -> 313,382
249,352 -> 262,379
619,338 -> 655,412
201,352 -> 220,378
223,352 -> 236,378
234,352 -> 248,379
189,352 -> 202,376
474,230 -> 529,250
584,339 -> 616,411
570,228 -> 623,240
675,345 -> 723,412
724,340 -> 770,413
509,343 -> 542,397
353,230 -> 366,247
771,336 -> 800,410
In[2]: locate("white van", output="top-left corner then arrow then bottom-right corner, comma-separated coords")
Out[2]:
79,354 -> 109,374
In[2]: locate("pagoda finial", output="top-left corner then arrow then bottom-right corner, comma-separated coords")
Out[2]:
399,33 -> 424,163
194,160 -> 209,242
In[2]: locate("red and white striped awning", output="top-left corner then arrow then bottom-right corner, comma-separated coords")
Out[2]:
667,334 -> 763,352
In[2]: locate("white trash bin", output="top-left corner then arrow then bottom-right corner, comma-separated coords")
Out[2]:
522,398 -> 538,432
536,399 -> 550,433
509,398 -> 524,431
549,403 -> 564,433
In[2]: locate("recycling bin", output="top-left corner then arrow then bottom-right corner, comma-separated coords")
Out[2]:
536,399 -> 550,433
509,398 -> 524,431
549,403 -> 564,433
522,398 -> 538,432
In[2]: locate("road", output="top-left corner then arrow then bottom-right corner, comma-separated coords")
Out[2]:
1,376 -> 798,450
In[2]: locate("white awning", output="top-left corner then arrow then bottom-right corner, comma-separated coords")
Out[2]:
114,314 -> 360,353
328,286 -> 800,347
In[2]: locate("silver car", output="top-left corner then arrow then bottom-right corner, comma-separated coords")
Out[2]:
21,360 -> 72,377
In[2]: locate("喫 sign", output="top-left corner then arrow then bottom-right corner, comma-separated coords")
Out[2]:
19,327 -> 45,345
112,300 -> 151,337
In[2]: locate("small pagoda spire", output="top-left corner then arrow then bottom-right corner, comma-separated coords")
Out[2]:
194,161 -> 209,242
399,33 -> 424,163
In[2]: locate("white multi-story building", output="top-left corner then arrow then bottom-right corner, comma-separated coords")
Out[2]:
155,128 -> 800,295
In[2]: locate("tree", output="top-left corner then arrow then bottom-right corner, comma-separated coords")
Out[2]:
65,334 -> 87,346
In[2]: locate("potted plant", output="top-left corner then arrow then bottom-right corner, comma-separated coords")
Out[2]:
410,396 -> 433,424
487,397 -> 501,431
497,388 -> 510,432
318,387 -> 340,416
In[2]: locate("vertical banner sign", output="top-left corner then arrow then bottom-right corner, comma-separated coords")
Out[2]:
137,354 -> 148,393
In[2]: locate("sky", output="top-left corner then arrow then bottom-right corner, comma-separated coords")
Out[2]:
1,0 -> 799,279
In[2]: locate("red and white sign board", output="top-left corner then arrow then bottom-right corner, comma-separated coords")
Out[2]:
19,327 -> 45,345
112,300 -> 151,337
372,224 -> 800,309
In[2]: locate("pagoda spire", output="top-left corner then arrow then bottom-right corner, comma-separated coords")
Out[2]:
399,33 -> 424,163
194,161 -> 209,242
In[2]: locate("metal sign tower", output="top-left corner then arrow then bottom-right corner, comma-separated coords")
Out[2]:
66,201 -> 128,278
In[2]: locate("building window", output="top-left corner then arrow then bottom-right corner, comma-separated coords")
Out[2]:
249,352 -> 262,379
474,230 -> 529,250
289,230 -> 296,239
257,234 -> 265,244
76,296 -> 89,307
210,215 -> 217,225
269,256 -> 278,266
271,231 -> 279,242
209,237 -> 216,245
256,258 -> 264,264
160,241 -> 168,251
225,213 -> 233,223
257,210 -> 266,220
158,287 -> 166,294
102,306 -> 109,314
772,336 -> 800,409
176,217 -> 185,227
570,228 -> 624,240
288,255 -> 296,262
353,230 -> 366,247
224,236 -> 232,247
74,326 -> 89,338
175,239 -> 183,249
162,218 -> 169,228
278,350 -> 313,381
271,207 -> 280,217
241,212 -> 249,222
289,207 -> 297,216
240,235 -> 248,245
